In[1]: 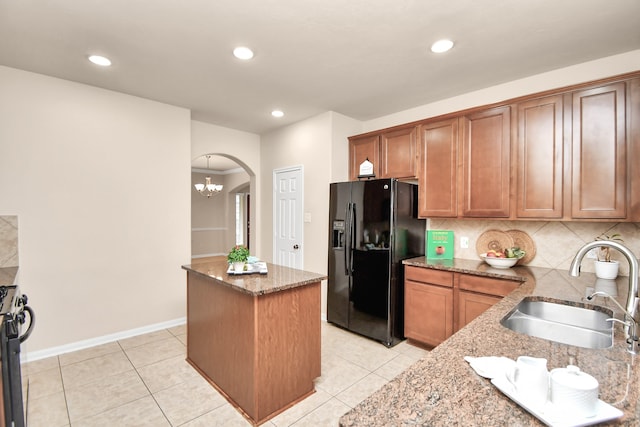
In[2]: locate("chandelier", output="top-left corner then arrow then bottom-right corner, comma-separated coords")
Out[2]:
194,155 -> 224,198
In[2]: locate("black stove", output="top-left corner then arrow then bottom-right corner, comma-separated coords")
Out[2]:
1,285 -> 34,427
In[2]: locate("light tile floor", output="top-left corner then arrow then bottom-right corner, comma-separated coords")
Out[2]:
22,322 -> 429,426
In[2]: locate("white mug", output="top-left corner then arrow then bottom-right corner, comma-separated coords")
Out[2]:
505,356 -> 549,408
549,365 -> 599,418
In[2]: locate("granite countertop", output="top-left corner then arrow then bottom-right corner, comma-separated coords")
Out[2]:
340,256 -> 640,426
0,267 -> 18,286
182,256 -> 327,296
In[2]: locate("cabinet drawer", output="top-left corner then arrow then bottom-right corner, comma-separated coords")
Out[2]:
458,274 -> 520,297
405,266 -> 453,287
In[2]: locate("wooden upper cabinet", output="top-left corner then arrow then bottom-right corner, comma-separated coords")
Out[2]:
461,106 -> 511,217
516,95 -> 564,218
380,126 -> 418,179
418,118 -> 458,217
630,78 -> 640,222
348,72 -> 638,220
349,134 -> 380,181
571,82 -> 627,219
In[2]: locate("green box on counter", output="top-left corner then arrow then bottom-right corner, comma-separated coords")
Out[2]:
426,230 -> 454,259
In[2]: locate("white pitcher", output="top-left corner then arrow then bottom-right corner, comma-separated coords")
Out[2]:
505,356 -> 549,408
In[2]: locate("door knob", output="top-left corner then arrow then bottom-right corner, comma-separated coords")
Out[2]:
293,244 -> 299,249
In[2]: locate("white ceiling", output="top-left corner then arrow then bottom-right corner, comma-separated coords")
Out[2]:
1,0 -> 639,142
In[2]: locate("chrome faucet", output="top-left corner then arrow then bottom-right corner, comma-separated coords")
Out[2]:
570,240 -> 639,319
570,240 -> 639,352
587,290 -> 639,354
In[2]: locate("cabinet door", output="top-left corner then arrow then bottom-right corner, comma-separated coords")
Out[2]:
516,96 -> 564,218
461,106 -> 511,217
458,274 -> 520,297
630,78 -> 640,222
349,135 -> 380,181
458,291 -> 501,330
380,126 -> 418,179
418,118 -> 458,217
404,280 -> 453,347
571,82 -> 627,218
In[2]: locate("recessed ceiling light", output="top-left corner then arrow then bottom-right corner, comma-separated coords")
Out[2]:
233,47 -> 254,60
88,55 -> 112,66
271,110 -> 284,118
430,39 -> 454,53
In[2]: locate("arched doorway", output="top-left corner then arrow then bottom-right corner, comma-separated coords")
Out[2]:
191,154 -> 253,259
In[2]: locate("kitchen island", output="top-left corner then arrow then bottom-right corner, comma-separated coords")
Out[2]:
182,257 -> 326,426
340,257 -> 640,426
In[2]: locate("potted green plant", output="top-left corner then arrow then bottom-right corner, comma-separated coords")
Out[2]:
594,233 -> 623,279
228,245 -> 250,273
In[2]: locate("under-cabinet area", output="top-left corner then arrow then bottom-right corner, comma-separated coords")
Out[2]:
348,71 -> 640,222
403,262 -> 522,347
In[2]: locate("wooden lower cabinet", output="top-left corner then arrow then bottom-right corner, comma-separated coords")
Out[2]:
405,265 -> 521,347
405,280 -> 453,347
458,291 -> 501,329
186,271 -> 321,425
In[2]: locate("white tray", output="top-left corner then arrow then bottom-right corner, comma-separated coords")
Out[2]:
491,376 -> 623,427
227,262 -> 268,275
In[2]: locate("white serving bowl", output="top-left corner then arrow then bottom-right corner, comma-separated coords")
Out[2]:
480,253 -> 523,269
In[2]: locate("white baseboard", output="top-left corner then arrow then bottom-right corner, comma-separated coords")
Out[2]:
22,317 -> 186,363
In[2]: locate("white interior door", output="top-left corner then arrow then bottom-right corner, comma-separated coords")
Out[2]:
273,166 -> 303,269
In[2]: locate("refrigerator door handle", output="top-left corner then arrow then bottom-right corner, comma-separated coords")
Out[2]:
344,203 -> 351,276
349,202 -> 356,271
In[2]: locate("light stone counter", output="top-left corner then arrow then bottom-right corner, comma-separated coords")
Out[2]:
182,256 -> 326,296
340,257 -> 640,426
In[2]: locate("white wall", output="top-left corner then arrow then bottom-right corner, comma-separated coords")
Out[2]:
191,121 -> 261,256
364,50 -> 640,131
0,66 -> 191,354
330,112 -> 363,183
259,111 -> 361,316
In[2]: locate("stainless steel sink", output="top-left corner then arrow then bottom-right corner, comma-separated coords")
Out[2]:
500,297 -> 614,349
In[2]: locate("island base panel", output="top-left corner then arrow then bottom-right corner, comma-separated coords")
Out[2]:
186,272 -> 321,425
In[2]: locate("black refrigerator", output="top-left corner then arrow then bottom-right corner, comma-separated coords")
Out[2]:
327,178 -> 425,347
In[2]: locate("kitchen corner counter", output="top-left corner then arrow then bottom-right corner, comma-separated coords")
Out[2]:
181,257 -> 327,296
402,256 -> 536,282
0,267 -> 18,286
340,257 -> 640,426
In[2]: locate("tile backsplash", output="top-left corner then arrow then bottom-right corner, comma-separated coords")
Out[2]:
429,219 -> 640,277
0,216 -> 18,267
